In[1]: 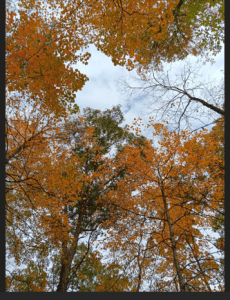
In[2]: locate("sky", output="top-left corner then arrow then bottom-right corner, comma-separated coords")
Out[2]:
73,43 -> 224,138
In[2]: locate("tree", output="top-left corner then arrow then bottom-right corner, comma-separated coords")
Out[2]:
101,119 -> 224,291
7,0 -> 224,84
6,241 -> 132,292
120,59 -> 224,131
50,242 -> 132,292
6,0 -> 90,116
6,261 -> 49,292
5,108 -> 63,292
5,107 -> 59,194
77,0 -> 224,71
6,0 -> 92,283
6,112 -> 224,292
5,106 -> 145,292
205,116 -> 224,289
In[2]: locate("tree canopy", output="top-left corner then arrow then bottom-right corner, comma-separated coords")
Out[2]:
5,0 -> 224,292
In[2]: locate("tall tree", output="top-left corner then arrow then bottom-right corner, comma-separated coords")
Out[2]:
101,119 -> 224,291
6,106 -> 145,292
205,116 -> 225,289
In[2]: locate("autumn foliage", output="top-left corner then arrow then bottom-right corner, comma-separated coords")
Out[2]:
102,119 -> 224,291
6,0 -> 224,293
82,0 -> 224,71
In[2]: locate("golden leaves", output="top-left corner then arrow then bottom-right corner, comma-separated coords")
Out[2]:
6,1 -> 90,117
5,0 -> 224,291
102,118 -> 224,291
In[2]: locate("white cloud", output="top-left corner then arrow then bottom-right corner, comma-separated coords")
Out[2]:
74,44 -> 224,136
73,45 -> 149,127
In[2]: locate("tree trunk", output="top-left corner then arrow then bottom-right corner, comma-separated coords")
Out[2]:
183,91 -> 225,116
161,188 -> 186,292
56,209 -> 84,292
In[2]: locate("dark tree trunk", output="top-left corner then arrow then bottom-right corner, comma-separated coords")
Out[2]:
56,210 -> 84,292
161,188 -> 186,292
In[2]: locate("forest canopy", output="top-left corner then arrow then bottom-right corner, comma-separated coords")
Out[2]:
6,0 -> 224,292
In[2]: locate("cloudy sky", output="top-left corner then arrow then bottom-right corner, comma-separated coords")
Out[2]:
74,44 -> 224,137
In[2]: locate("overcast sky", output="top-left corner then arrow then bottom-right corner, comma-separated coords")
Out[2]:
74,44 -> 224,137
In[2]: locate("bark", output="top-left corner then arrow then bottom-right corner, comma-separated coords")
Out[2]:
161,188 -> 186,292
173,0 -> 185,16
183,91 -> 225,116
136,247 -> 142,292
56,209 -> 84,292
